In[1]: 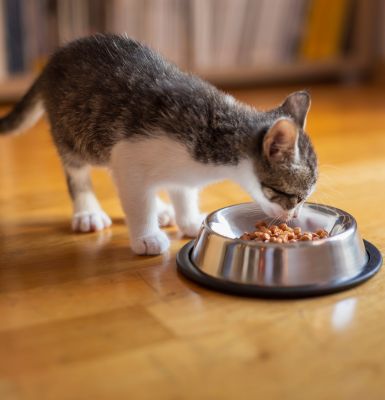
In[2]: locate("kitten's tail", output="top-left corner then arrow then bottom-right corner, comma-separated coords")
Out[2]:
0,78 -> 44,136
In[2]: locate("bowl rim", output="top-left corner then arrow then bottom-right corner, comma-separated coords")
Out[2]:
202,201 -> 357,248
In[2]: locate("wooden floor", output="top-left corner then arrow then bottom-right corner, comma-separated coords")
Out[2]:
0,83 -> 384,400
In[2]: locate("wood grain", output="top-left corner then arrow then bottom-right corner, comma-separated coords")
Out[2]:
0,84 -> 384,400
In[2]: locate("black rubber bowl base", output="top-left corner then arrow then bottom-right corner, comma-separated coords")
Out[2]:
176,240 -> 382,299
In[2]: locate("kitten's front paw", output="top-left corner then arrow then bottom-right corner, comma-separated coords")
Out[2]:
178,214 -> 206,238
72,210 -> 112,233
157,203 -> 175,227
131,230 -> 170,255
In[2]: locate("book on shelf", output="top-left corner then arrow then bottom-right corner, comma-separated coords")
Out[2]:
300,0 -> 351,61
216,0 -> 248,68
191,0 -> 213,70
107,0 -> 143,41
281,0 -> 308,61
0,0 -> 7,79
4,0 -> 25,74
57,0 -> 90,45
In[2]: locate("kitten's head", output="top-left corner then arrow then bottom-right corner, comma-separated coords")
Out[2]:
250,91 -> 317,220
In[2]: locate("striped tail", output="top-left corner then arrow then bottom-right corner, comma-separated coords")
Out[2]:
0,79 -> 44,136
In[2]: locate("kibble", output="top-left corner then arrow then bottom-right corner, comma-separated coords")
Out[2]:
239,222 -> 329,244
293,227 -> 302,235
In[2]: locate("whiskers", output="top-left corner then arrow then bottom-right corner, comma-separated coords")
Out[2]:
268,215 -> 282,226
266,212 -> 289,227
311,168 -> 345,206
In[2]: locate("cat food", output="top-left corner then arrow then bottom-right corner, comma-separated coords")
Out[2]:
239,221 -> 329,243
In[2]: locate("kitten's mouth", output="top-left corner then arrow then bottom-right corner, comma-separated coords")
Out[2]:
283,207 -> 302,221
282,211 -> 295,222
256,195 -> 303,221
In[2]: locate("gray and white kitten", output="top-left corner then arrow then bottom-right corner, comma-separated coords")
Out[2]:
0,34 -> 317,255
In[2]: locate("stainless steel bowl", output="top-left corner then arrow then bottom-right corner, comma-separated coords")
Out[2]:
177,203 -> 382,297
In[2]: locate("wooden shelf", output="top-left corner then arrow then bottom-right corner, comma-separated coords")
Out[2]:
195,57 -> 372,87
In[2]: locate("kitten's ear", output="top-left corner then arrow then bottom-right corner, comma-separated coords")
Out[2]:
263,118 -> 298,162
280,90 -> 311,128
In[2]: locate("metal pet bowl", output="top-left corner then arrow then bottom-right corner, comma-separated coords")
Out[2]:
177,203 -> 382,298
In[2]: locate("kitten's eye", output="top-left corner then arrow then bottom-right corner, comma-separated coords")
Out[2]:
262,184 -> 295,199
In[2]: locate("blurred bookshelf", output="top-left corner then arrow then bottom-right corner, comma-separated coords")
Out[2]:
0,0 -> 382,102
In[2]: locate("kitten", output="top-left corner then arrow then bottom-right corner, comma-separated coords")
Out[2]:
0,34 -> 317,255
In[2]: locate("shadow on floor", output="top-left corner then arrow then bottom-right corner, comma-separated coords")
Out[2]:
0,218 -> 179,294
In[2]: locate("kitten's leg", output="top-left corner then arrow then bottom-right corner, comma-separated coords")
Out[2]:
169,187 -> 206,237
156,197 -> 175,227
110,160 -> 169,255
65,165 -> 112,232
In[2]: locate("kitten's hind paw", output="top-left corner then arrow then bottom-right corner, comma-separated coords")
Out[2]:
157,203 -> 175,227
72,210 -> 112,233
178,214 -> 206,238
131,230 -> 170,255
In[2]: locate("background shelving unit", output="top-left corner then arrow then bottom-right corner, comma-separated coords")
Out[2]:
0,0 -> 383,101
